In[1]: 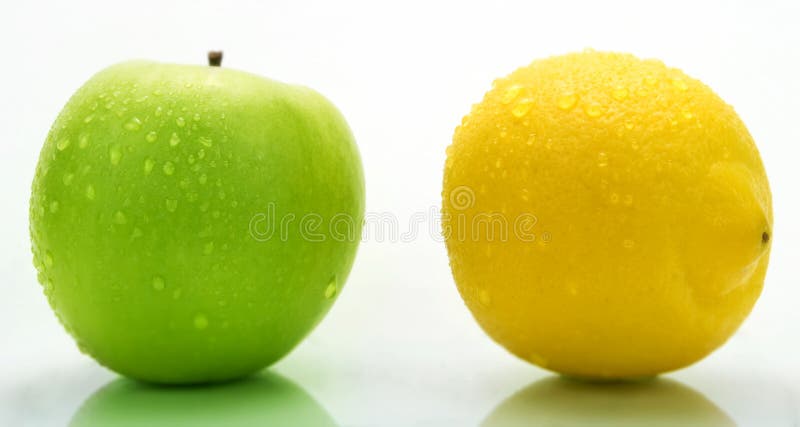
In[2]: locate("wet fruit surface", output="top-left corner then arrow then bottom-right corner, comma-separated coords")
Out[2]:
30,60 -> 365,384
442,50 -> 772,379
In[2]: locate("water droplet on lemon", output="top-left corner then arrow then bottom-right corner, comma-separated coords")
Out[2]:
502,84 -> 524,104
325,277 -> 338,299
671,77 -> 688,91
597,152 -> 608,167
512,98 -> 534,118
584,103 -> 604,117
478,289 -> 491,306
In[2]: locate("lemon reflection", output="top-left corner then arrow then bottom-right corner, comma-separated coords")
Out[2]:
482,377 -> 734,427
70,372 -> 337,427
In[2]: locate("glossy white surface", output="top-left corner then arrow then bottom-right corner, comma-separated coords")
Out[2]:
2,1 -> 799,425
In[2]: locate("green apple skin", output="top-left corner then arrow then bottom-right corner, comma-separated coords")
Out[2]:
29,60 -> 365,384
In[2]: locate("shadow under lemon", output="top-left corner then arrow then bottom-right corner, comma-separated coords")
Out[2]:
70,371 -> 337,427
482,376 -> 734,427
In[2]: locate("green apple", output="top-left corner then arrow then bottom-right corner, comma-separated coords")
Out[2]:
29,53 -> 365,384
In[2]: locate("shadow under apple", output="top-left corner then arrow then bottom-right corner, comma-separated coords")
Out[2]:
482,376 -> 734,427
69,371 -> 337,427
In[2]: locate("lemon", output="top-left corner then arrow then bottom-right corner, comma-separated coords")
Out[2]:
442,50 -> 772,379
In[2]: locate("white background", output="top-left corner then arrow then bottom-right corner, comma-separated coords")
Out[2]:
2,1 -> 799,426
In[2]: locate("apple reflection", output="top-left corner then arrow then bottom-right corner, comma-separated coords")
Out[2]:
70,371 -> 337,427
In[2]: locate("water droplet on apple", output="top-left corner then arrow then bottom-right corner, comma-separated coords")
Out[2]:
109,145 -> 122,165
62,173 -> 74,186
44,251 -> 54,268
169,133 -> 181,147
85,185 -> 96,200
123,117 -> 142,131
43,279 -> 55,295
152,276 -> 165,291
165,198 -> 178,212
145,131 -> 158,143
198,174 -> 207,185
83,114 -> 94,123
193,314 -> 209,330
325,276 -> 338,299
56,138 -> 71,151
143,158 -> 155,175
76,340 -> 91,355
154,106 -> 163,116
78,134 -> 90,149
131,227 -> 143,240
162,161 -> 175,175
113,210 -> 127,224
203,241 -> 214,255
198,136 -> 213,147
176,117 -> 186,128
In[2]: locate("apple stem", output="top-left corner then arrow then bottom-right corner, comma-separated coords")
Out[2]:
208,51 -> 223,67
